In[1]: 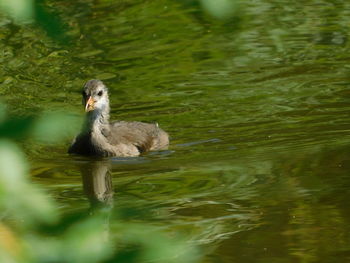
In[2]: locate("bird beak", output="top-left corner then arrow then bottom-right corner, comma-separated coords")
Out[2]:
85,96 -> 95,112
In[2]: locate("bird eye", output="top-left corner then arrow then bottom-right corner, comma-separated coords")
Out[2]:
97,91 -> 103,96
82,91 -> 87,97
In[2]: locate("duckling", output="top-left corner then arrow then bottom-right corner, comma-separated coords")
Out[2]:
68,79 -> 169,157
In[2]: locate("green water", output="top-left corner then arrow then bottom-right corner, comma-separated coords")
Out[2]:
1,0 -> 350,262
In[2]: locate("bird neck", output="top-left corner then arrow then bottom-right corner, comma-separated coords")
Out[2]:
84,106 -> 110,133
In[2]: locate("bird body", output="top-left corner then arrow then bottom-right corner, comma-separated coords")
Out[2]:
69,80 -> 169,157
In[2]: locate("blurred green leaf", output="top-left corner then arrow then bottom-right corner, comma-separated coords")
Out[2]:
13,185 -> 58,226
0,117 -> 36,139
33,0 -> 70,44
32,112 -> 82,143
0,112 -> 82,143
62,215 -> 113,263
0,140 -> 58,226
0,0 -> 34,23
200,0 -> 238,20
0,0 -> 69,44
0,140 -> 28,186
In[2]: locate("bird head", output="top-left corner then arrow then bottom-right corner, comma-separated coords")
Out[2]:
82,79 -> 109,112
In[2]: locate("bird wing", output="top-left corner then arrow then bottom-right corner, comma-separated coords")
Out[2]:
108,121 -> 159,153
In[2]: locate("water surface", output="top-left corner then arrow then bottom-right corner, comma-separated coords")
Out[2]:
1,0 -> 350,262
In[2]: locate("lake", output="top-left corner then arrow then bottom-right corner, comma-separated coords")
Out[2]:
1,0 -> 350,262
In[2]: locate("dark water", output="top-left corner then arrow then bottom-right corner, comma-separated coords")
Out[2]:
1,0 -> 350,262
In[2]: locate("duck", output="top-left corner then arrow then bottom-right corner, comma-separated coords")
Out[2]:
68,79 -> 169,157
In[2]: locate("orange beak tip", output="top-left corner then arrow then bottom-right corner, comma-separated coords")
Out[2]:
85,97 -> 95,112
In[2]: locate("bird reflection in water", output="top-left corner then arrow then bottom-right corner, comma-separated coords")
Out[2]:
79,159 -> 113,243
80,159 -> 114,208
